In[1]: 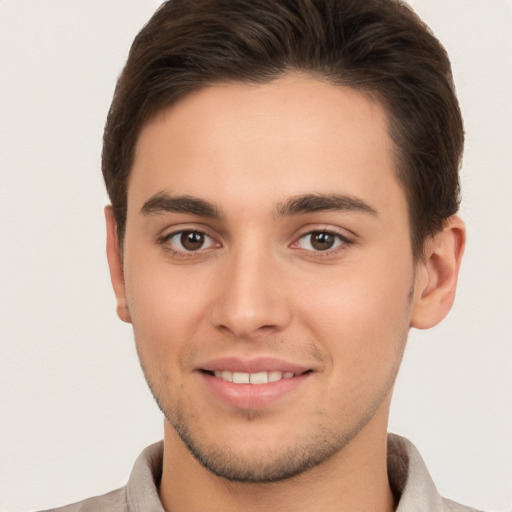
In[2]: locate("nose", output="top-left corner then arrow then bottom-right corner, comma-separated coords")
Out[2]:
210,244 -> 292,339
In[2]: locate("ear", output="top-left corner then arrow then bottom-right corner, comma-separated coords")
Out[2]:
105,206 -> 132,323
410,215 -> 466,329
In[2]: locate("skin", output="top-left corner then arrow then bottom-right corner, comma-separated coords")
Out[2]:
106,75 -> 465,512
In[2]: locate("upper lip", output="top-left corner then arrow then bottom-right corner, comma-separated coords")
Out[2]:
197,357 -> 312,374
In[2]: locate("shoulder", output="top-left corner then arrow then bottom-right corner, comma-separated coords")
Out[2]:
387,434 -> 487,512
443,497 -> 485,512
36,441 -> 164,512
39,486 -> 127,512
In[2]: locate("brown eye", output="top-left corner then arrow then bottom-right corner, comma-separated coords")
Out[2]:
180,231 -> 205,251
165,230 -> 217,253
310,232 -> 336,251
296,231 -> 347,252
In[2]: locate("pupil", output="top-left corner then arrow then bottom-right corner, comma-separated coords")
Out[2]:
181,231 -> 204,251
311,232 -> 335,251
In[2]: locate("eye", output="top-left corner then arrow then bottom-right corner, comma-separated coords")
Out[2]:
164,230 -> 217,253
296,231 -> 348,252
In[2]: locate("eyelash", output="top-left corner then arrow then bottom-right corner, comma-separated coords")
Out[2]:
158,229 -> 219,257
157,228 -> 353,257
292,230 -> 353,254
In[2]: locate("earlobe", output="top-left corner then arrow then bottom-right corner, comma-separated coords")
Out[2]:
105,206 -> 132,324
410,215 -> 466,330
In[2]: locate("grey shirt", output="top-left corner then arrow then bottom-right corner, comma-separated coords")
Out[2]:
42,434 -> 483,512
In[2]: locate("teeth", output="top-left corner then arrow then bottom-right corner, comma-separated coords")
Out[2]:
249,372 -> 269,384
232,372 -> 250,384
214,370 -> 233,382
268,371 -> 283,382
212,370 -> 299,384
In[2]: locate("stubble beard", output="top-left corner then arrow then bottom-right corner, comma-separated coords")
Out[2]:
167,402 -> 375,483
134,285 -> 413,484
140,365 -> 402,484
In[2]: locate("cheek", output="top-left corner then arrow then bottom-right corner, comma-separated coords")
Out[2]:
126,247 -> 212,322
296,256 -> 414,369
124,261 -> 211,369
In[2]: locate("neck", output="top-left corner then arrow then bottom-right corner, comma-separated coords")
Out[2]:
158,417 -> 395,512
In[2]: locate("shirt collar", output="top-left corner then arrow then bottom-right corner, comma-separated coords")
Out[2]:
387,434 -> 444,510
126,434 -> 444,511
126,440 -> 165,512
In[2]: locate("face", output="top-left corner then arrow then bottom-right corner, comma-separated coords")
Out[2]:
113,75 -> 421,482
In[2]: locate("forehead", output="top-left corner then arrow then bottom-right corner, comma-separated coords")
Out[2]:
128,75 -> 406,220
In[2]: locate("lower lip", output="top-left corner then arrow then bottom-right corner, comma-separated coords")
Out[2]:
199,371 -> 312,410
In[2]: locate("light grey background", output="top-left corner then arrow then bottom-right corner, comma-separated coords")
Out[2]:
0,1 -> 510,511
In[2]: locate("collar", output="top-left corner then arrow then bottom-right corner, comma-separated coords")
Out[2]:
125,434 -> 450,511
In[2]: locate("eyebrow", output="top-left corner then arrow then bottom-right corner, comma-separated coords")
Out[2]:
141,192 -> 222,218
276,193 -> 378,217
140,191 -> 378,219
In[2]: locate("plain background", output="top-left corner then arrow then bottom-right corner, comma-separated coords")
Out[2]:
0,1 -> 510,511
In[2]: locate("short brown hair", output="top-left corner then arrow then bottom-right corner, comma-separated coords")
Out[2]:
102,0 -> 463,259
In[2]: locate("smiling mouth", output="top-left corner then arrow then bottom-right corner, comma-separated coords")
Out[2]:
202,370 -> 311,384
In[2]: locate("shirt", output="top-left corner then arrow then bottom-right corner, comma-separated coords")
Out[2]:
42,434 -> 483,511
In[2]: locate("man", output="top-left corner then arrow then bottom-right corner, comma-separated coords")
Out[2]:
43,0 -> 479,510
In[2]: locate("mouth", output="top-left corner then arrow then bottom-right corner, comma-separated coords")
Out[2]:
197,359 -> 314,409
201,369 -> 311,384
